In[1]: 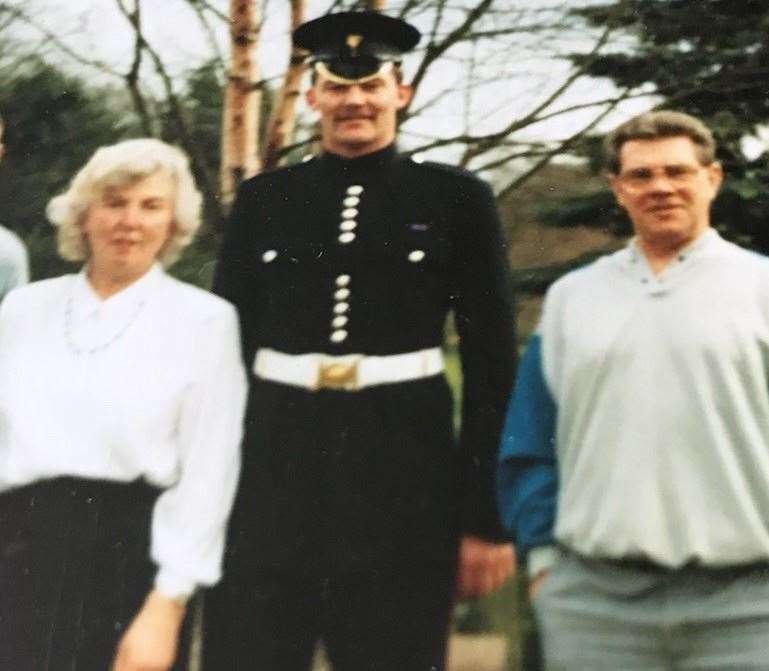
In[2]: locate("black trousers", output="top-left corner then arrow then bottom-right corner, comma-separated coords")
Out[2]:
0,477 -> 190,671
203,562 -> 457,671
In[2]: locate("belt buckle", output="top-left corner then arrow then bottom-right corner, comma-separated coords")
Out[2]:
317,358 -> 359,391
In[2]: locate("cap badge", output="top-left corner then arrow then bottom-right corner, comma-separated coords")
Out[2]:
346,34 -> 363,55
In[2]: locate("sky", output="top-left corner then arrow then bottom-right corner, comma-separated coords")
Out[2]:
8,0 -> 719,171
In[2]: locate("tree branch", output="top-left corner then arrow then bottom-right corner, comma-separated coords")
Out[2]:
115,0 -> 221,218
184,0 -> 226,69
460,20 -> 615,165
496,94 -> 626,201
0,3 -> 121,76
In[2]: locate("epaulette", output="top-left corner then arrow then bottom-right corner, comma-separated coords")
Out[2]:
240,155 -> 317,187
404,154 -> 483,184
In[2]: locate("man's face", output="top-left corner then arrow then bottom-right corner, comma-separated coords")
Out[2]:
306,70 -> 412,157
609,136 -> 723,249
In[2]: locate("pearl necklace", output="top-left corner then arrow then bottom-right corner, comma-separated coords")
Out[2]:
63,291 -> 147,356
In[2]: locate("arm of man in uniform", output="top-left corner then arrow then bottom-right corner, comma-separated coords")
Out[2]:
212,181 -> 258,366
497,332 -> 559,599
452,176 -> 517,597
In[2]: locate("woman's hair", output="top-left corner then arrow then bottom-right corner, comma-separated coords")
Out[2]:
47,138 -> 203,267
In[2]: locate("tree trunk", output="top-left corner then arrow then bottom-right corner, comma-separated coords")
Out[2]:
261,0 -> 307,170
221,0 -> 261,206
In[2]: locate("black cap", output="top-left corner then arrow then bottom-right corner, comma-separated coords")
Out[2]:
293,11 -> 420,84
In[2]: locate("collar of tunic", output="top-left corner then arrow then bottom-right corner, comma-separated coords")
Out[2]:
317,143 -> 398,174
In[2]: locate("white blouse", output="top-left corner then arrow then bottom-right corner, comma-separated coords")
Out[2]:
0,265 -> 248,598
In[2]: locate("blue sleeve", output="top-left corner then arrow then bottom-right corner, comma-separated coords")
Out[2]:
497,334 -> 558,554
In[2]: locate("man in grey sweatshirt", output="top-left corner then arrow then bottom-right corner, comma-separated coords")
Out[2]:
499,110 -> 769,670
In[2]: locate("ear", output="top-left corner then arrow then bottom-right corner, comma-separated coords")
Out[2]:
306,86 -> 318,110
707,161 -> 724,195
607,173 -> 628,210
395,84 -> 413,111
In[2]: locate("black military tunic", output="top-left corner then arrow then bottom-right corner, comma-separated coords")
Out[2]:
215,143 -> 516,576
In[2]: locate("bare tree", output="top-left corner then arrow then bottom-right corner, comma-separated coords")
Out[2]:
0,0 -> 637,219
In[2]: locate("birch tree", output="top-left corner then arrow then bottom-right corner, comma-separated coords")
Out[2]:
220,0 -> 261,204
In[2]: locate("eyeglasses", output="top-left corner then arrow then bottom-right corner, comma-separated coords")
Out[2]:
617,164 -> 705,189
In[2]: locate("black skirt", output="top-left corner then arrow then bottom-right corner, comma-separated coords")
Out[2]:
0,476 -> 185,671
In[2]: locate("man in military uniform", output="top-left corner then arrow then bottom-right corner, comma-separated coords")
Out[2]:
205,11 -> 516,671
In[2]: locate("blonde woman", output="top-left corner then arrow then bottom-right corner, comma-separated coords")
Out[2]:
0,139 -> 247,671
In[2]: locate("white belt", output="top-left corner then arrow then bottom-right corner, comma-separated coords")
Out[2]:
253,347 -> 444,391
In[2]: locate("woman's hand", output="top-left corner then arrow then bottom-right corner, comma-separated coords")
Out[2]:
112,590 -> 186,671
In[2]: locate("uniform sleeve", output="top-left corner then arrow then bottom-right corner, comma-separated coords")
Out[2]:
452,176 -> 517,541
497,332 -> 558,565
150,304 -> 248,598
213,182 -> 258,366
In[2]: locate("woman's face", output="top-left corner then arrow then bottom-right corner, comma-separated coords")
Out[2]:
82,171 -> 176,283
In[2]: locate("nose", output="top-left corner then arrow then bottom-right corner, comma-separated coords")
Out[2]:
341,85 -> 366,105
116,204 -> 143,229
646,171 -> 675,193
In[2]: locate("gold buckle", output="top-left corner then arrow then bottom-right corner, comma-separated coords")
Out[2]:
317,360 -> 359,390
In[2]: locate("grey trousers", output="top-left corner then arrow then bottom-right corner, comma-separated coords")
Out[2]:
534,551 -> 769,671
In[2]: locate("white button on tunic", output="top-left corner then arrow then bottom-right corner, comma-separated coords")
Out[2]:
330,330 -> 348,343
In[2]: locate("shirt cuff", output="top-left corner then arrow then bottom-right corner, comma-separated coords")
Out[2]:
527,545 -> 560,579
155,567 -> 197,601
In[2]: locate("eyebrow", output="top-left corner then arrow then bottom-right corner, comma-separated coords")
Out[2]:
622,163 -> 699,174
